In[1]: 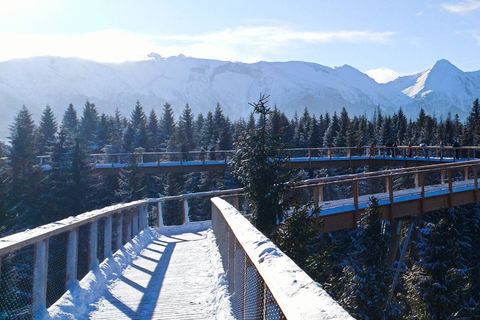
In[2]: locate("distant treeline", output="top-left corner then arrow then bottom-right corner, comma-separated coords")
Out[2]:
1,97 -> 479,234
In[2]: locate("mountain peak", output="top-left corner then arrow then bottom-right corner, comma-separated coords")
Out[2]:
431,59 -> 460,73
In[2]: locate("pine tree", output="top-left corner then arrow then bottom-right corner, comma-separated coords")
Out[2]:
334,107 -> 349,147
232,95 -> 292,235
337,197 -> 393,319
79,100 -> 99,151
62,103 -> 78,138
159,103 -> 175,148
116,153 -> 146,202
323,112 -> 339,147
130,100 -> 148,150
37,105 -> 58,155
8,106 -> 41,228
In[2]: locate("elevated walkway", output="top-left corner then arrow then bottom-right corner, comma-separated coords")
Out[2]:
84,222 -> 234,320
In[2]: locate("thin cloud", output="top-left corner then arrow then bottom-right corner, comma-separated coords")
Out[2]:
442,0 -> 480,13
154,26 -> 395,45
0,26 -> 395,63
365,67 -> 402,84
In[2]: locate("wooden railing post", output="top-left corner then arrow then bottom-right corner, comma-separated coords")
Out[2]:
157,202 -> 164,227
441,170 -> 445,184
464,167 -> 469,181
32,239 -> 49,318
116,211 -> 123,249
126,213 -> 132,242
328,149 -> 332,160
183,199 -> 190,224
132,209 -> 139,236
66,228 -> 78,287
89,221 -> 98,270
414,171 -> 419,188
448,169 -> 453,208
104,215 -> 112,257
233,194 -> 240,210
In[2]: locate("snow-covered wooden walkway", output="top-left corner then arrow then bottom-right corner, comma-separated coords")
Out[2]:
68,222 -> 234,320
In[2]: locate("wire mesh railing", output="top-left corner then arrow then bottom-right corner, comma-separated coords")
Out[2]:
0,201 -> 149,319
211,197 -> 353,319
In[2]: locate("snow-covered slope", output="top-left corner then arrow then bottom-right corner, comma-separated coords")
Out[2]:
0,55 -> 479,139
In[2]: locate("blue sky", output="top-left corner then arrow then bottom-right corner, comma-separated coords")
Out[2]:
0,0 -> 479,82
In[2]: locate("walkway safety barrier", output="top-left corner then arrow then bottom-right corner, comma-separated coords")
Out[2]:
0,201 -> 149,319
211,197 -> 353,319
33,145 -> 480,169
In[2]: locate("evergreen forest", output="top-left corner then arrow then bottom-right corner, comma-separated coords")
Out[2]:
1,97 -> 480,318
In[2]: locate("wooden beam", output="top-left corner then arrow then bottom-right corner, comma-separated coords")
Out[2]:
104,215 -> 112,257
66,228 -> 78,287
448,169 -> 453,208
32,239 -> 49,318
387,175 -> 394,220
157,202 -> 164,227
116,211 -> 123,250
89,221 -> 98,270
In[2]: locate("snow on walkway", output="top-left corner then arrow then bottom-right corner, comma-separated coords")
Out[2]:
48,222 -> 234,320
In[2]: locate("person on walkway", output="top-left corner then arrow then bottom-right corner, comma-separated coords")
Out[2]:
393,140 -> 398,157
420,142 -> 429,158
385,139 -> 393,156
439,141 -> 445,158
209,146 -> 216,160
181,144 -> 188,162
370,141 -> 377,158
452,139 -> 460,159
407,142 -> 413,157
356,140 -> 363,156
199,148 -> 206,162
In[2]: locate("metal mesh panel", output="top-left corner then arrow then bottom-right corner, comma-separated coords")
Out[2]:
212,204 -> 286,320
244,257 -> 265,319
0,245 -> 34,319
77,224 -> 90,280
46,232 -> 67,308
232,244 -> 246,319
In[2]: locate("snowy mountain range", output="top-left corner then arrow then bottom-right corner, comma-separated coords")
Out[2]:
0,54 -> 479,139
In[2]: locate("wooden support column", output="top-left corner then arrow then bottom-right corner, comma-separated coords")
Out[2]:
352,180 -> 359,225
420,172 -> 425,214
183,199 -> 190,224
157,202 -> 164,227
414,171 -> 419,188
448,169 -> 453,208
387,175 -> 394,220
116,212 -> 124,249
464,167 -> 469,181
440,170 -> 445,184
32,239 -> 49,318
104,215 -> 112,257
388,220 -> 402,265
475,165 -> 479,203
328,149 -> 332,160
89,221 -> 98,270
66,228 -> 78,286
